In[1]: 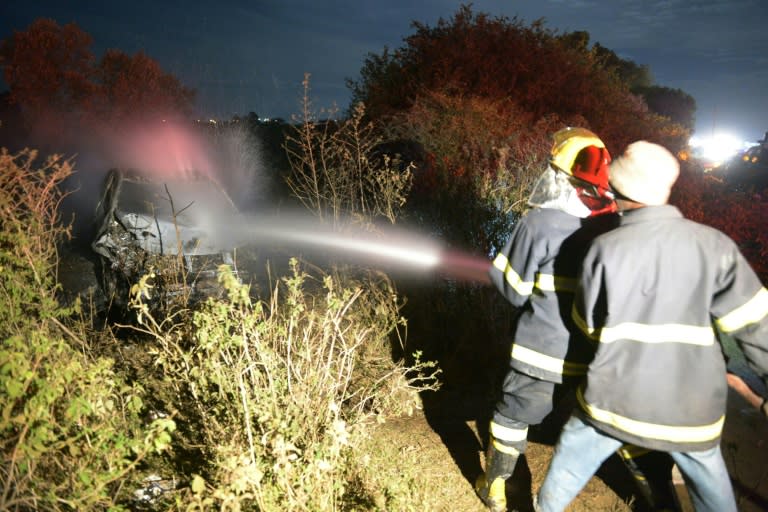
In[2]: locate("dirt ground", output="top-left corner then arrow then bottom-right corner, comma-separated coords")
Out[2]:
366,383 -> 768,512
56,248 -> 768,512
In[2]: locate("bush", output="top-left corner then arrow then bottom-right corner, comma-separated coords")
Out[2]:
92,82 -> 441,510
125,262 -> 437,511
670,162 -> 768,282
0,149 -> 174,511
285,75 -> 414,228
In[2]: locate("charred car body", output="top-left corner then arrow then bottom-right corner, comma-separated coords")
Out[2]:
92,168 -> 248,311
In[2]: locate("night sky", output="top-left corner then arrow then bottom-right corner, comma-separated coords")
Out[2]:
2,0 -> 768,143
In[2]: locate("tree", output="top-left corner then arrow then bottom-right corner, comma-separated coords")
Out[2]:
575,39 -> 695,131
590,41 -> 654,90
0,18 -> 96,128
0,18 -> 195,131
633,85 -> 696,131
95,49 -> 195,123
347,4 -> 688,157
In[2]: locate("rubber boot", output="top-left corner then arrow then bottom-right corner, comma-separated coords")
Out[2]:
475,439 -> 520,512
618,445 -> 681,511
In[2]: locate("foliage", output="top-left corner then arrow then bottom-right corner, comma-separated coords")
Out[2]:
0,19 -> 96,129
670,162 -> 768,283
125,262 -> 438,511
0,18 -> 195,133
587,39 -> 654,90
347,4 -> 689,155
346,3 -> 691,261
95,49 -> 196,123
285,74 -> 414,228
77,79 -> 439,510
0,149 -> 74,330
634,86 -> 697,131
0,148 -> 174,511
386,91 -> 563,253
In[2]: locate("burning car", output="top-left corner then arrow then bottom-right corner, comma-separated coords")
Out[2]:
92,168 -> 248,311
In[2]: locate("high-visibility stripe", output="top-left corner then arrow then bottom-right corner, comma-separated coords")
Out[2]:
535,274 -> 577,292
617,444 -> 651,460
490,421 -> 528,443
571,305 -> 714,346
493,254 -> 576,295
511,344 -> 588,376
716,288 -> 768,333
572,306 -> 598,340
492,439 -> 521,456
493,254 -> 534,296
599,323 -> 714,345
577,388 -> 724,444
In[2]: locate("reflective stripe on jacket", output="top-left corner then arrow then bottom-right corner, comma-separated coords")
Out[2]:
574,205 -> 768,452
489,208 -> 617,383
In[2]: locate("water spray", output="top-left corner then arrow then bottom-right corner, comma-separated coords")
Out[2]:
217,212 -> 492,285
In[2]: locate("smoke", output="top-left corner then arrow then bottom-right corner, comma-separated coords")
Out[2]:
108,120 -> 216,180
205,123 -> 265,208
30,112 -> 490,285
28,113 -> 266,246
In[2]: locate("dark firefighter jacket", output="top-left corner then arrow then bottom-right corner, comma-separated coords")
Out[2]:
489,208 -> 618,383
573,205 -> 768,452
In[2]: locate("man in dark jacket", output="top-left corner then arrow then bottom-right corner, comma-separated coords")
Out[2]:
535,141 -> 768,512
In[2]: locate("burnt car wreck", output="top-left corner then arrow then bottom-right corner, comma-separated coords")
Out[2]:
92,168 -> 248,312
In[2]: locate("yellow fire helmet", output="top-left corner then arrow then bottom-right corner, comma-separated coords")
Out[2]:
549,127 -> 611,191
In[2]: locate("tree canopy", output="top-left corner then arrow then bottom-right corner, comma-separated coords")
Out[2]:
347,4 -> 691,155
346,4 -> 693,253
0,18 -> 195,132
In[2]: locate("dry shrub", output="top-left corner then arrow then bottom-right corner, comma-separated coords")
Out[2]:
0,148 -> 173,511
128,262 -> 437,511
285,74 -> 414,228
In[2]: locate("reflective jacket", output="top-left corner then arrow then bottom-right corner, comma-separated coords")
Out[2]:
573,205 -> 768,452
489,208 -> 617,383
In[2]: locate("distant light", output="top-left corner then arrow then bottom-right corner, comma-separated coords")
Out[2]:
689,132 -> 745,168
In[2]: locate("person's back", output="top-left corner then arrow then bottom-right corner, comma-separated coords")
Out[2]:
490,207 -> 616,382
574,204 -> 757,452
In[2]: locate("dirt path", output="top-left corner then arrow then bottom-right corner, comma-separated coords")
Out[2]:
368,387 -> 768,512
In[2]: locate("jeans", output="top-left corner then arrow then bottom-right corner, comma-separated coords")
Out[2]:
536,413 -> 737,512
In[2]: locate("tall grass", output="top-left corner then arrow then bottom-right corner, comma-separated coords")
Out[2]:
284,74 -> 414,228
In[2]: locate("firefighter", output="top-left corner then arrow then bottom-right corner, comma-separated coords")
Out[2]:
535,141 -> 768,512
477,128 -> 677,511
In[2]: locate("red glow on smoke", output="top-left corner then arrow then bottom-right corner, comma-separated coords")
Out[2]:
111,121 -> 215,180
